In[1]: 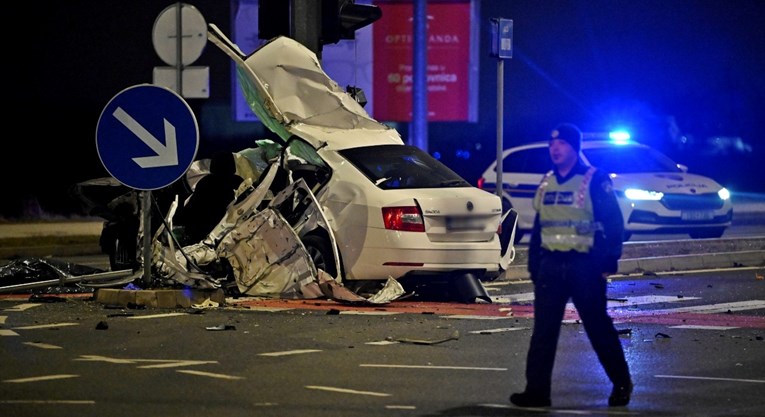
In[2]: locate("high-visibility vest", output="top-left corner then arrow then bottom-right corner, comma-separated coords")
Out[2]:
533,167 -> 603,252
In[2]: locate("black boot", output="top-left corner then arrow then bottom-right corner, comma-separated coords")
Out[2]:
509,391 -> 551,407
608,382 -> 633,407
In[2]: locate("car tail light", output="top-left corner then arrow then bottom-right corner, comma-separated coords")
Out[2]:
477,177 -> 485,189
382,206 -> 425,232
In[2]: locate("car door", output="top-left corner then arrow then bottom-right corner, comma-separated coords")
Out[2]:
500,145 -> 551,231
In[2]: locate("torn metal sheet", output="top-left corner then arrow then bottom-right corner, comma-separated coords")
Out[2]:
217,207 -> 317,298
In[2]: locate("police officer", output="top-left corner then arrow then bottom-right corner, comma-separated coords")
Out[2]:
510,123 -> 633,408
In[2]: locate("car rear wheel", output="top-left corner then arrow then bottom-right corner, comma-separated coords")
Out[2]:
301,234 -> 338,278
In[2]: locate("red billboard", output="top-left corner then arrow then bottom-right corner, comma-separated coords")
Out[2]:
373,1 -> 477,122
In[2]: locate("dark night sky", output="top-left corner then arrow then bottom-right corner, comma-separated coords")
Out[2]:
4,0 -> 764,219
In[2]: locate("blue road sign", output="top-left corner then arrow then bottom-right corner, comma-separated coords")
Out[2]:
490,18 -> 513,59
96,84 -> 199,190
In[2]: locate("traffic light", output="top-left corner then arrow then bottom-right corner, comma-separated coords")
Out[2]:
321,0 -> 382,45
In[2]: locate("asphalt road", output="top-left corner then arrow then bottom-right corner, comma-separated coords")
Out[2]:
1,268 -> 763,417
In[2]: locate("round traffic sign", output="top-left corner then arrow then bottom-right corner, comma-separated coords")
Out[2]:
96,84 -> 199,190
152,3 -> 207,66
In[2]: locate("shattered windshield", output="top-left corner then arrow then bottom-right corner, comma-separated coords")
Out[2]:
339,145 -> 470,190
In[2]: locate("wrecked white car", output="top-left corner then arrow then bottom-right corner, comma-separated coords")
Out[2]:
205,27 -> 513,293
73,26 -> 517,303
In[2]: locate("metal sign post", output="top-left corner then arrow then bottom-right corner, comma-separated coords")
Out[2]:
490,18 -> 513,198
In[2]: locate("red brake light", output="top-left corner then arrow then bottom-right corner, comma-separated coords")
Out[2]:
477,177 -> 485,189
382,206 -> 425,232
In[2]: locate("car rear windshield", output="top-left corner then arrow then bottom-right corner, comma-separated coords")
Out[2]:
583,145 -> 682,174
339,145 -> 471,190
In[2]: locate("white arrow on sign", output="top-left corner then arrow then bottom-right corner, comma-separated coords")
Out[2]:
112,107 -> 179,168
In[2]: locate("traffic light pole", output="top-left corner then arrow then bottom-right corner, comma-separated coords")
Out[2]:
291,0 -> 322,59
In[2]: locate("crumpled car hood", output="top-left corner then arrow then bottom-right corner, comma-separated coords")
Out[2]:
207,24 -> 402,151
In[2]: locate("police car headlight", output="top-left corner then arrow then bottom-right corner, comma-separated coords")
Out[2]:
624,188 -> 663,201
718,187 -> 730,200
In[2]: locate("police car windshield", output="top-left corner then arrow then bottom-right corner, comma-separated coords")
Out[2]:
583,146 -> 682,174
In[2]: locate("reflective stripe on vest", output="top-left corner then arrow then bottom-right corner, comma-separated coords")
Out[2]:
535,167 -> 599,252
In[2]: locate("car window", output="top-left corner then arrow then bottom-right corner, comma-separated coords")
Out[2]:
339,145 -> 471,190
502,146 -> 551,174
583,145 -> 682,173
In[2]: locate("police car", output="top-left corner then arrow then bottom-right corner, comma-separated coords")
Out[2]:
477,133 -> 733,242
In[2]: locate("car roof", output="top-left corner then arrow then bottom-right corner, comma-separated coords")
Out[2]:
208,26 -> 403,151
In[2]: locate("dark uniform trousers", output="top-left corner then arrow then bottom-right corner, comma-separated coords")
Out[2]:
525,251 -> 631,397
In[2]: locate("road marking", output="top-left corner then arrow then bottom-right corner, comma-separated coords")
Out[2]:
655,375 -> 765,384
669,325 -> 739,330
339,310 -> 401,315
259,349 -> 322,357
75,355 -> 218,368
386,405 -> 417,409
360,364 -> 507,371
126,312 -> 189,319
13,322 -> 79,330
138,360 -> 218,369
441,315 -> 512,320
651,300 -> 765,314
468,327 -> 529,334
0,329 -> 19,336
607,295 -> 700,307
24,342 -> 63,349
0,315 -> 6,324
305,385 -> 390,397
3,303 -> 42,312
3,374 -> 79,383
366,340 -> 399,345
177,369 -> 245,380
0,400 -> 95,404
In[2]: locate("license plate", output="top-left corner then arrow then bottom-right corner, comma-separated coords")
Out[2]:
446,217 -> 487,230
681,210 -> 714,221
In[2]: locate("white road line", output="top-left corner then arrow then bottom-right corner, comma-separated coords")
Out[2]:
386,405 -> 417,410
468,327 -> 529,334
651,300 -> 765,315
366,340 -> 399,345
126,312 -> 189,319
3,303 -> 42,312
669,325 -> 739,330
339,311 -> 401,315
259,349 -> 322,357
138,360 -> 218,369
0,400 -> 95,404
441,315 -> 512,320
176,369 -> 245,380
655,374 -> 765,384
305,385 -> 390,397
360,364 -> 506,371
0,329 -> 19,336
13,322 -> 79,330
607,295 -> 700,307
0,315 -> 6,324
74,355 -> 218,368
3,374 -> 79,383
24,342 -> 63,349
